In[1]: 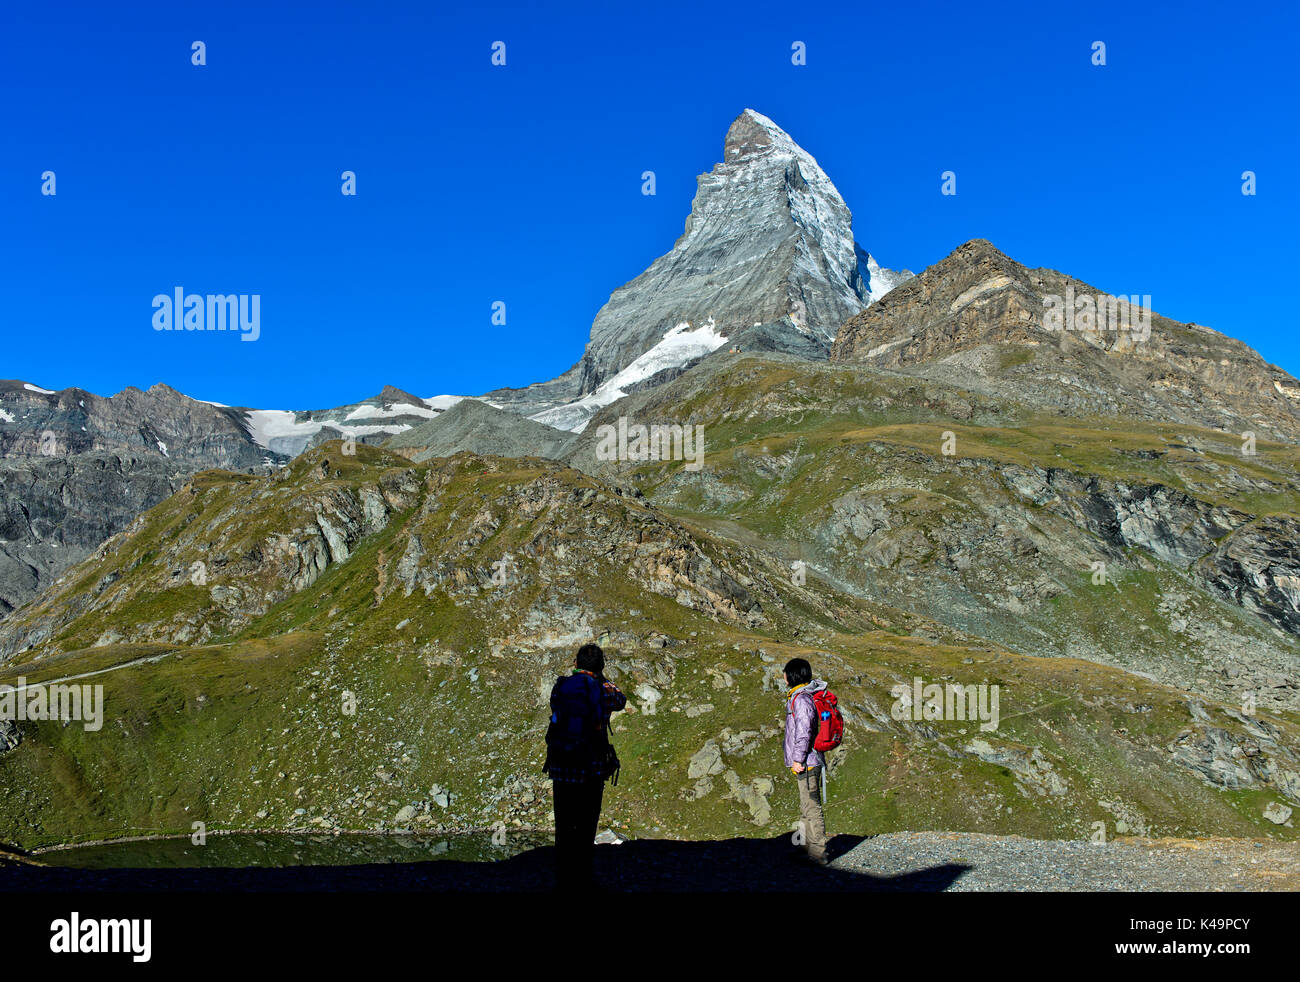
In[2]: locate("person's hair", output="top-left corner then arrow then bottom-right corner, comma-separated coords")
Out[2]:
575,643 -> 605,673
783,657 -> 812,687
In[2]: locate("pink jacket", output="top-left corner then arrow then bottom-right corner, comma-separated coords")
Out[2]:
783,680 -> 827,769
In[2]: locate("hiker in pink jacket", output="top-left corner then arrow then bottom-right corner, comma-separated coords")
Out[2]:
783,657 -> 828,865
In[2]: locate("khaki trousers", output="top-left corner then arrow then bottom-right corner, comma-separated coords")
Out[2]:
796,766 -> 827,861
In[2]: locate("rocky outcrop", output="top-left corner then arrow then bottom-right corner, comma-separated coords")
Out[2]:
1168,704 -> 1300,805
1205,517 -> 1300,637
378,459 -> 772,630
1001,466 -> 1300,637
962,738 -> 1070,797
0,452 -> 181,616
0,719 -> 21,753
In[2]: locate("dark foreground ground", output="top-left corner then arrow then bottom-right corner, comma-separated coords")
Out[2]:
3,831 -> 1297,892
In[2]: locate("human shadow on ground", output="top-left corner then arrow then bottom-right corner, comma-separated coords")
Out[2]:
0,833 -> 968,893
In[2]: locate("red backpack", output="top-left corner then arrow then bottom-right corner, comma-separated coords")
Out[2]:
811,688 -> 844,752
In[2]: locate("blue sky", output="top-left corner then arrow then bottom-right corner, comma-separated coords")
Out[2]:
3,0 -> 1296,409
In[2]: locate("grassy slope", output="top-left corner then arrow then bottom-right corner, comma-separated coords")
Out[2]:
0,443 -> 1297,850
567,358 -> 1300,703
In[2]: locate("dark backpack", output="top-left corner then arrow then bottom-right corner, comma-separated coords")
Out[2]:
544,673 -> 620,784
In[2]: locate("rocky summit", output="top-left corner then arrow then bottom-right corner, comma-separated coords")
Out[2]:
486,109 -> 910,430
831,238 -> 1300,442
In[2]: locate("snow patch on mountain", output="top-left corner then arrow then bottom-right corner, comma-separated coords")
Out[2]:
242,409 -> 413,455
422,395 -> 466,411
239,395 -> 473,455
861,251 -> 914,304
243,410 -> 319,452
530,320 -> 728,433
343,403 -> 440,422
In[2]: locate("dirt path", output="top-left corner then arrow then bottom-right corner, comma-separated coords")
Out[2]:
0,649 -> 180,690
833,831 -> 1300,892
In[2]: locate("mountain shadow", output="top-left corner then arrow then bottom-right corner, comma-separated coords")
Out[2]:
0,834 -> 968,893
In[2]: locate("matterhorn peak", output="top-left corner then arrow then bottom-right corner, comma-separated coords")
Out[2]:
488,110 -> 912,431
719,109 -> 847,198
723,108 -> 803,159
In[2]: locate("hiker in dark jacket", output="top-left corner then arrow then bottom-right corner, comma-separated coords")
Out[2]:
783,657 -> 829,865
543,643 -> 626,890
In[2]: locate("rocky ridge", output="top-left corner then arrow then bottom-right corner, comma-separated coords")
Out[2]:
0,379 -> 286,617
831,239 -> 1300,442
385,399 -> 574,462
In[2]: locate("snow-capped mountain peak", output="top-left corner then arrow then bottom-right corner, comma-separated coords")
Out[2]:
485,108 -> 911,430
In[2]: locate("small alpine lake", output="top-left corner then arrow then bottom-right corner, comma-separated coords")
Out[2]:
33,832 -> 552,869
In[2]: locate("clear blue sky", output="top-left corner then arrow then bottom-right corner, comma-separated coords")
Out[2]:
3,0 -> 1296,408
